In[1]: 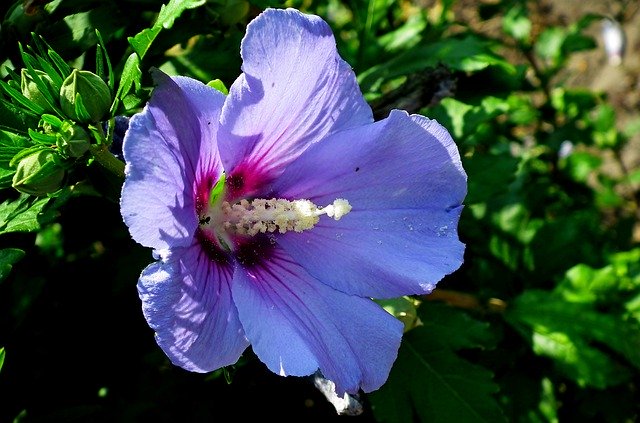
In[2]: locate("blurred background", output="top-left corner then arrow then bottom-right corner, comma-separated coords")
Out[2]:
1,0 -> 640,421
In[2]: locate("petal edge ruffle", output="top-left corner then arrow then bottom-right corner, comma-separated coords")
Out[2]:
138,243 -> 248,372
272,110 -> 466,298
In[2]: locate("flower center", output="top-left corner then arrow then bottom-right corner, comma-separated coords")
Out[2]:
199,194 -> 351,251
221,198 -> 351,236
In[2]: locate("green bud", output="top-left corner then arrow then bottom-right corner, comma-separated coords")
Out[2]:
376,296 -> 420,333
21,69 -> 56,113
55,122 -> 91,158
12,149 -> 65,196
60,69 -> 111,123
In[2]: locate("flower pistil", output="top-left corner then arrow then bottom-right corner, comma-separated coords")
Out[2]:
220,198 -> 352,236
199,191 -> 352,249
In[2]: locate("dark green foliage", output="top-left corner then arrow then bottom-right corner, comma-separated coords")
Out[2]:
370,302 -> 504,422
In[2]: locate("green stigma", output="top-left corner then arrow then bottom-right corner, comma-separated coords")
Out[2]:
209,172 -> 226,208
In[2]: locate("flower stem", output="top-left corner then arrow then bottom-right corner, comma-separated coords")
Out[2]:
89,143 -> 125,179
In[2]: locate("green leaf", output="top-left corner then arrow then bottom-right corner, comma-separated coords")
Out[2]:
556,248 -> 640,309
0,79 -> 45,115
359,36 -> 515,93
377,14 -> 426,53
503,5 -> 531,42
0,131 -> 30,187
0,98 -> 39,134
534,27 -> 565,62
530,328 -> 628,389
95,30 -> 115,94
426,96 -> 509,141
376,296 -> 419,333
0,347 -> 4,373
0,170 -> 15,187
529,211 -> 601,279
113,53 -> 142,112
28,34 -> 71,79
370,331 -> 504,422
562,33 -> 596,55
19,46 -> 62,114
506,290 -> 640,388
0,248 -> 25,282
560,151 -> 602,183
28,128 -> 57,145
30,50 -> 64,92
370,303 -> 504,422
427,97 -> 473,139
48,7 -> 123,54
47,46 -> 72,78
0,194 -> 52,234
464,152 -> 519,204
128,0 -> 207,60
419,301 -> 496,350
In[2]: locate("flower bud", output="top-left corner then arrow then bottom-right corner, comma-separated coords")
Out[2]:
376,296 -> 420,333
59,69 -> 111,123
63,124 -> 91,158
12,149 -> 65,196
21,69 -> 56,113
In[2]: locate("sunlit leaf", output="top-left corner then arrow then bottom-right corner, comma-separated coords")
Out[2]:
359,36 -> 516,93
560,151 -> 602,183
0,194 -> 52,234
113,53 -> 142,112
506,290 -> 640,388
503,5 -> 531,42
128,0 -> 207,60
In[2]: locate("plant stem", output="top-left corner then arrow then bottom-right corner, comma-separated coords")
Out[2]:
89,143 -> 124,179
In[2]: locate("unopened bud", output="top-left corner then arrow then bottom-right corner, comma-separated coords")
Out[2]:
21,69 -> 56,113
377,296 -> 420,333
60,69 -> 111,123
11,149 -> 65,196
63,124 -> 91,158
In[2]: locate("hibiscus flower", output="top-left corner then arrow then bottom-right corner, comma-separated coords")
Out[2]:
120,7 -> 466,395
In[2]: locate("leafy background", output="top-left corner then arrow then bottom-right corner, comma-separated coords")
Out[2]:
1,0 -> 640,421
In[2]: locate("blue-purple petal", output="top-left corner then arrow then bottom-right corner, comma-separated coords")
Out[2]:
231,247 -> 403,394
271,110 -> 466,298
218,8 -> 373,191
138,243 -> 248,372
121,72 -> 225,251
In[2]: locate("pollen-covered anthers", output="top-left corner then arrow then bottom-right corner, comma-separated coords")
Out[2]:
222,198 -> 352,236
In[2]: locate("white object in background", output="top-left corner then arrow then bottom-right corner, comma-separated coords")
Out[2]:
601,18 -> 626,66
